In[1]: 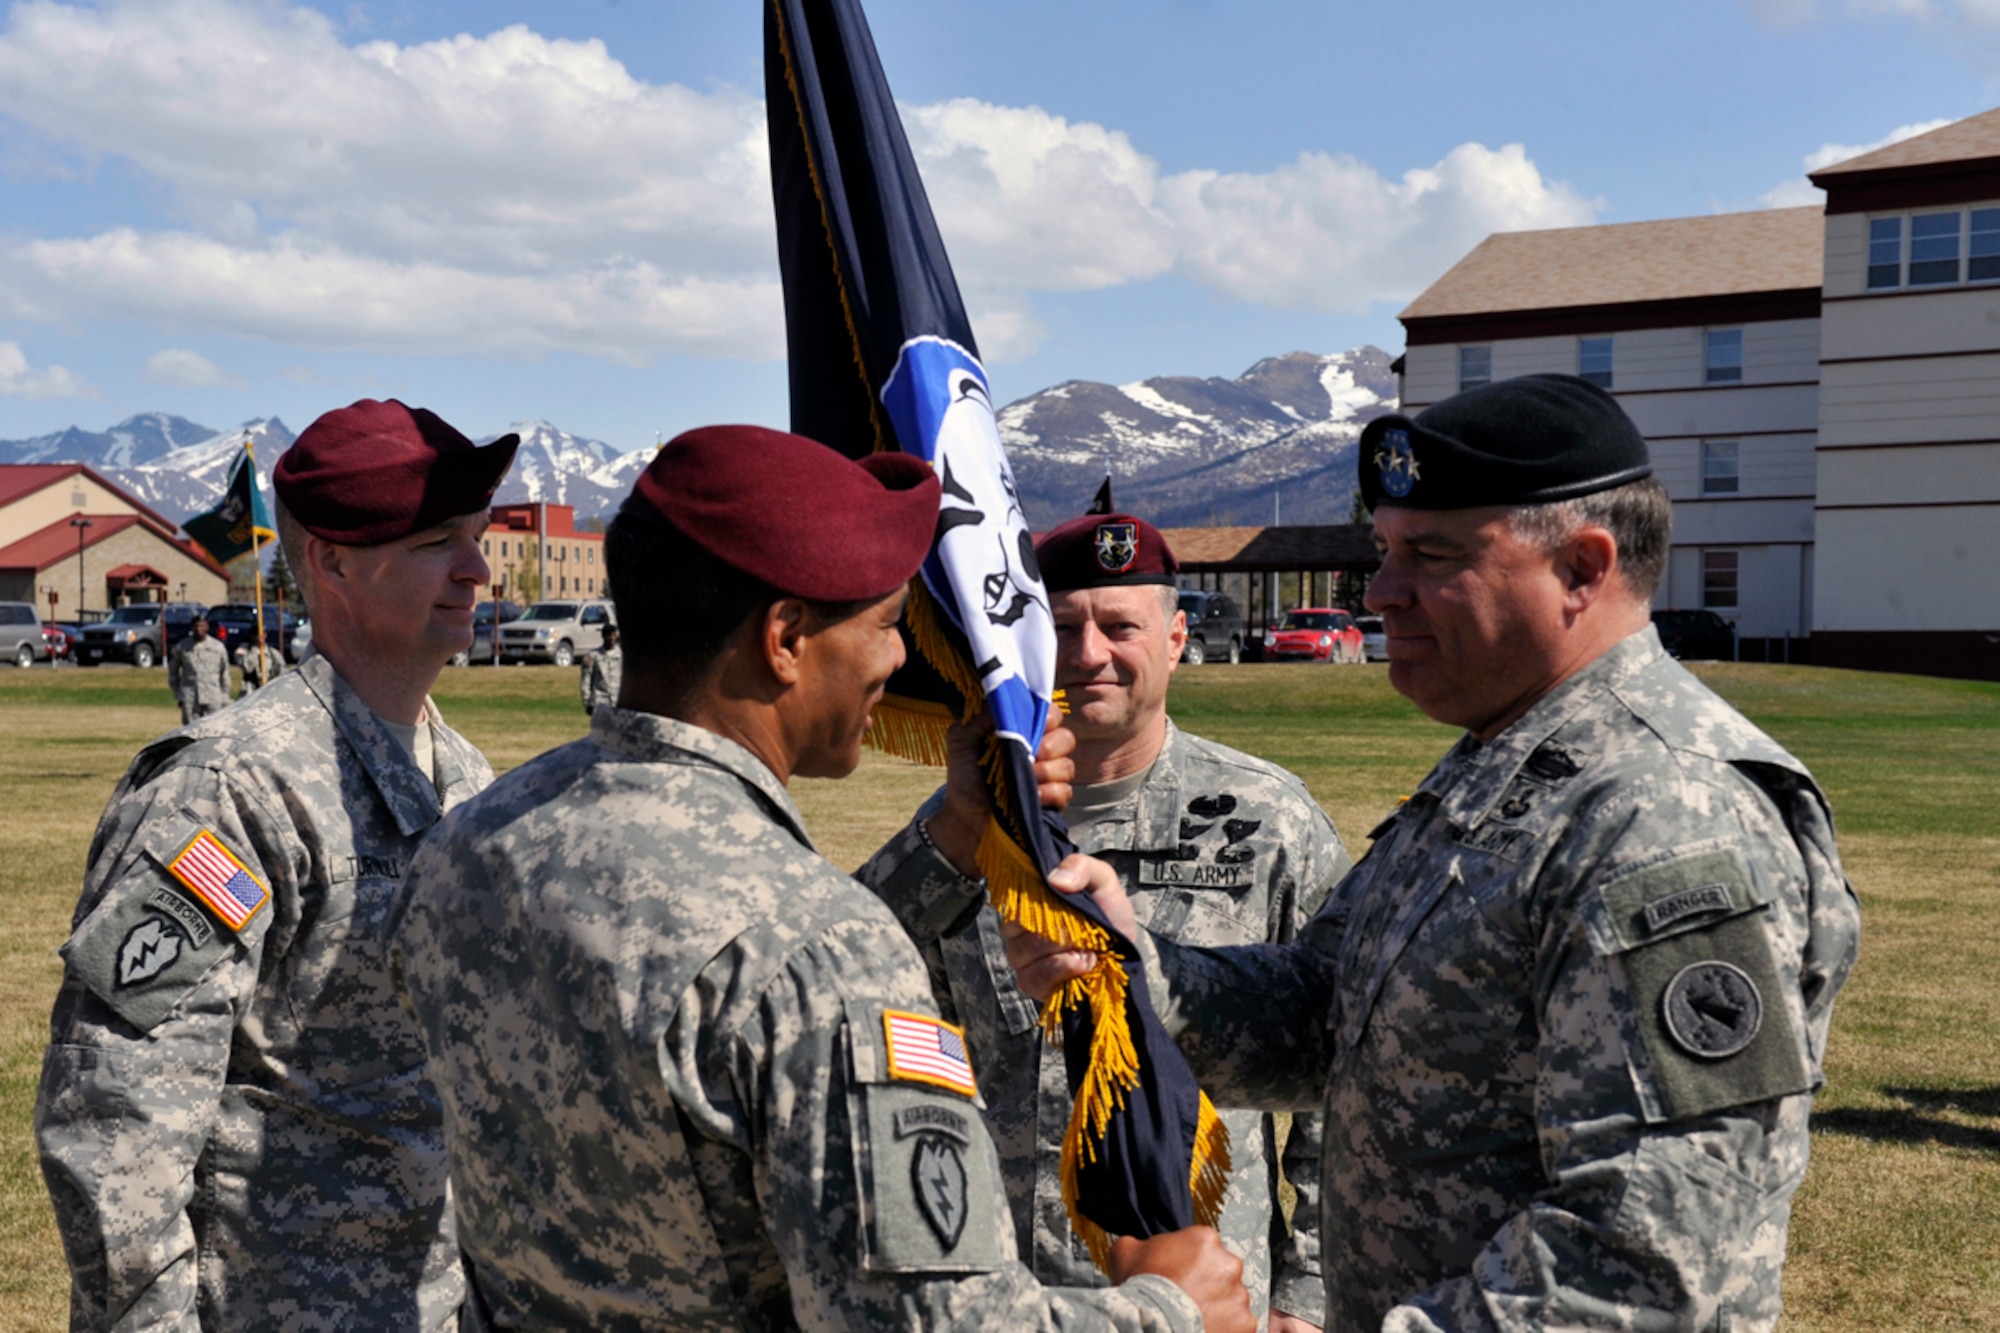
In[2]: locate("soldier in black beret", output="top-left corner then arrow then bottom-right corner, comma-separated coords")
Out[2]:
1009,370 -> 1859,1332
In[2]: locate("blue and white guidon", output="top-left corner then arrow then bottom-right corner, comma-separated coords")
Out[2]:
880,336 -> 1055,755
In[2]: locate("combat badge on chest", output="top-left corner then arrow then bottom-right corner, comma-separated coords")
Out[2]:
1138,793 -> 1261,887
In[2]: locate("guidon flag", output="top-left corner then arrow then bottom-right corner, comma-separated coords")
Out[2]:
765,0 -> 1228,1270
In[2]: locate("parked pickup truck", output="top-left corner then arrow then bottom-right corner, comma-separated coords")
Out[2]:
1175,590 -> 1246,666
498,599 -> 615,667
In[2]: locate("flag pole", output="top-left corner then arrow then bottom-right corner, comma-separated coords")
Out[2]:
246,439 -> 266,681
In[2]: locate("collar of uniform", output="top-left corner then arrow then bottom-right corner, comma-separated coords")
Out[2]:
1072,717 -> 1184,852
1431,625 -> 1663,832
587,706 -> 816,853
294,652 -> 447,837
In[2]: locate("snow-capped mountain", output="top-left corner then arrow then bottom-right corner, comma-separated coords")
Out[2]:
999,347 -> 1398,528
481,420 -> 651,518
106,419 -> 296,519
0,412 -> 219,469
1,345 -> 1395,534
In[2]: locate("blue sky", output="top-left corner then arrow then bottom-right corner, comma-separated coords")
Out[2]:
1,0 -> 1996,450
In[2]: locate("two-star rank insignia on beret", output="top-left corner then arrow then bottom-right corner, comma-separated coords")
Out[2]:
1375,428 -> 1421,498
166,829 -> 269,932
883,1009 -> 979,1097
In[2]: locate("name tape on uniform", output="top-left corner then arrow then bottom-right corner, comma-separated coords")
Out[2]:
882,1010 -> 978,1098
166,829 -> 269,932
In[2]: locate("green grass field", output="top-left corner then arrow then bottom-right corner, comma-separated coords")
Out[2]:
2,660 -> 1996,1329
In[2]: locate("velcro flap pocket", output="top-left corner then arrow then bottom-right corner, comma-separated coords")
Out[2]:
64,812 -> 252,1032
843,999 -> 1005,1274
1584,845 -> 1813,1122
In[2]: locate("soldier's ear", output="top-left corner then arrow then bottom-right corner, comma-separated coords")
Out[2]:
761,598 -> 810,686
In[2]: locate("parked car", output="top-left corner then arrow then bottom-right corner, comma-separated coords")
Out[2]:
1355,613 -> 1388,662
1264,607 -> 1364,664
42,622 -> 77,662
206,604 -> 305,662
1175,590 -> 1245,666
498,599 -> 615,667
1652,609 -> 1737,661
450,600 -> 524,667
0,601 -> 52,667
78,601 -> 207,668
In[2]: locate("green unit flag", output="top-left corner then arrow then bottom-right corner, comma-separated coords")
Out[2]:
183,449 -> 275,565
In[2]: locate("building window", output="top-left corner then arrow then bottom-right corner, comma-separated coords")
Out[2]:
1702,551 -> 1739,610
1578,336 -> 1614,388
1701,441 -> 1740,495
1867,216 -> 1903,289
1909,210 -> 1962,286
1458,345 -> 1491,390
1971,207 -> 2000,282
1705,328 -> 1743,384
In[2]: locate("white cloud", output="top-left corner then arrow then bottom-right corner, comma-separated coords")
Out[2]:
0,0 -> 1598,365
0,340 -> 95,398
1759,118 -> 1955,206
143,348 -> 241,387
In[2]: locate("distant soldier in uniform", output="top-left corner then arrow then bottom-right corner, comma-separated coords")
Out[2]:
239,626 -> 284,692
392,425 -> 1252,1333
36,399 -> 519,1331
166,614 -> 231,723
860,510 -> 1347,1331
1010,375 -> 1862,1332
577,620 -> 621,714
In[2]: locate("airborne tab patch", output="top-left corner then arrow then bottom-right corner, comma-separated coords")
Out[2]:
883,1010 -> 978,1098
166,829 -> 268,931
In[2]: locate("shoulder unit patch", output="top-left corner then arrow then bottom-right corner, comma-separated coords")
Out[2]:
166,829 -> 268,932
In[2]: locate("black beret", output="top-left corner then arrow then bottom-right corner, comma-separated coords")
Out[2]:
1035,511 -> 1179,592
276,399 -> 519,545
627,424 -> 940,603
1359,373 -> 1652,511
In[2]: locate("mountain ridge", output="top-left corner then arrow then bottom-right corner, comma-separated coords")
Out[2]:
0,345 -> 1397,533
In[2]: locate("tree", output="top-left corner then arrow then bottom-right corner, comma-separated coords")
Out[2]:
1347,490 -> 1373,529
265,545 -> 300,614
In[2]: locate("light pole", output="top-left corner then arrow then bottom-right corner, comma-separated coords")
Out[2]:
68,517 -> 92,617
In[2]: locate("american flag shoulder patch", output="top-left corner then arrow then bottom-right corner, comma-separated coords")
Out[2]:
882,1009 -> 978,1098
165,829 -> 268,932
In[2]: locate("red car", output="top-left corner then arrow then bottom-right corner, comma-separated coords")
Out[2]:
1264,608 -> 1364,664
41,622 -> 76,662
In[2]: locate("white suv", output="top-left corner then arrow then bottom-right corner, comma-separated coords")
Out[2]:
498,600 -> 615,667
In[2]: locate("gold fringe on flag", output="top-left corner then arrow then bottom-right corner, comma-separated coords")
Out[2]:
976,820 -> 1231,1275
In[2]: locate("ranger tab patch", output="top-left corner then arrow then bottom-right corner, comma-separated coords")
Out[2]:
883,1010 -> 978,1097
166,829 -> 268,931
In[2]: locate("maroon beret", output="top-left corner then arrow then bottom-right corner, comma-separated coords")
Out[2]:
1036,511 -> 1179,592
274,399 -> 519,545
628,424 -> 940,602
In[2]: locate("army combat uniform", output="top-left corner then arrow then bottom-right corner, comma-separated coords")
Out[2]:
1141,629 -> 1860,1331
392,708 -> 1203,1332
167,634 -> 231,724
577,641 -> 622,714
36,652 -> 490,1331
862,719 -> 1348,1327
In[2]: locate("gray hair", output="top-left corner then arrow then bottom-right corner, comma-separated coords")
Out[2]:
1505,476 -> 1672,600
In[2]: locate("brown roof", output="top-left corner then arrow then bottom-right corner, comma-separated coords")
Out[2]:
1164,525 -> 1379,572
1812,107 -> 2000,181
1400,207 -> 1824,322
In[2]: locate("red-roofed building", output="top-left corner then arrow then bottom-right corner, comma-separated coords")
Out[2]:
0,464 -> 229,617
481,503 -> 607,605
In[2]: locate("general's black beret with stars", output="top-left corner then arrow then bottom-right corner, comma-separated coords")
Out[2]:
1358,373 -> 1653,512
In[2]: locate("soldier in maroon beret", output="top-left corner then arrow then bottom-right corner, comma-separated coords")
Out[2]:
394,425 -> 1253,1331
39,398 -> 518,1329
896,502 -> 1347,1330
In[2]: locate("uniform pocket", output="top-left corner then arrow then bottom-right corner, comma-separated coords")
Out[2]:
843,1000 -> 1009,1274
